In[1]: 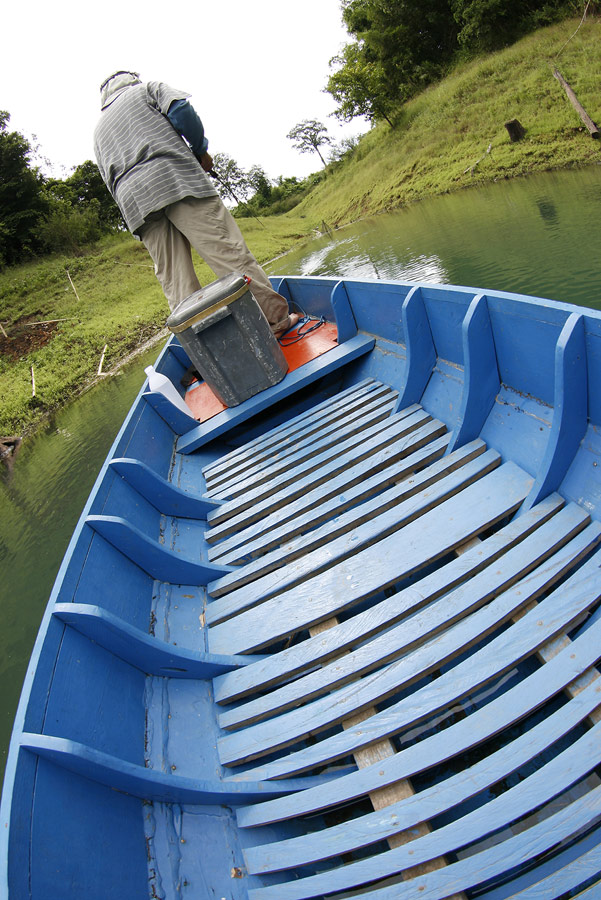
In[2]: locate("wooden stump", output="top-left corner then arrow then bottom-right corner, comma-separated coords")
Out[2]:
505,118 -> 526,142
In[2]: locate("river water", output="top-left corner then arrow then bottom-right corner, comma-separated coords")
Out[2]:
1,165 -> 600,782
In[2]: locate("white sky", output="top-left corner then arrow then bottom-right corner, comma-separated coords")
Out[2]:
2,0 -> 369,182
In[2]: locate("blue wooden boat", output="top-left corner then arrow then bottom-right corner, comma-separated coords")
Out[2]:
2,275 -> 601,899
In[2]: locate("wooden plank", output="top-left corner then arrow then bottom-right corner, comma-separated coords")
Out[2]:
219,505 -> 593,730
208,432 -> 451,567
206,411 -> 441,546
214,494 -> 564,704
207,447 -> 499,626
243,678 -> 601,873
312,789 -> 601,900
232,548 -> 601,777
235,614 -> 601,821
208,430 -> 470,597
485,839 -> 601,898
207,406 -> 430,527
205,390 -> 398,501
218,528 -> 601,764
245,726 -> 601,899
202,378 -> 377,480
208,462 -> 531,655
176,333 -> 376,454
204,382 -> 396,494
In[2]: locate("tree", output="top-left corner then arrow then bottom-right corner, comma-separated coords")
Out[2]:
451,0 -> 576,53
0,111 -> 48,267
210,153 -> 250,206
64,160 -> 123,229
327,43 -> 395,126
246,165 -> 272,206
287,120 -> 333,167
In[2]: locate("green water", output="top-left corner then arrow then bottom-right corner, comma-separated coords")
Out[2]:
1,166 -> 600,785
267,166 -> 601,311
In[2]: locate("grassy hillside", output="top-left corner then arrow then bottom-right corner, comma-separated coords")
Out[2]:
294,16 -> 601,224
1,16 -> 599,438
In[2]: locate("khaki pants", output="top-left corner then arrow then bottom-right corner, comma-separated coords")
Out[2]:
138,195 -> 290,331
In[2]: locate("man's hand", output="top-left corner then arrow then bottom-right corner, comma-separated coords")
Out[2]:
199,152 -> 213,172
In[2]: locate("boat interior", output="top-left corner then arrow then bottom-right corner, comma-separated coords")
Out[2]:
3,276 -> 601,899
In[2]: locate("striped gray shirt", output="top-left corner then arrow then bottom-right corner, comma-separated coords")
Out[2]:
94,81 -> 217,233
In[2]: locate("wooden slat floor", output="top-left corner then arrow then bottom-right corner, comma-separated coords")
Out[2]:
202,379 -> 601,899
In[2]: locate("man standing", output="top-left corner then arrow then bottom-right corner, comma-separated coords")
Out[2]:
94,71 -> 298,335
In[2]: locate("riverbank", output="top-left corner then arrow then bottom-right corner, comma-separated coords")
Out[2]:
1,16 -> 599,440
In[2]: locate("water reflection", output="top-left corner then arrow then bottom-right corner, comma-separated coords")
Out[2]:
0,346 -> 160,782
269,166 -> 601,310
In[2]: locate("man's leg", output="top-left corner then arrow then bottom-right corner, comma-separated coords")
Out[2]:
138,211 -> 202,311
165,196 -> 295,332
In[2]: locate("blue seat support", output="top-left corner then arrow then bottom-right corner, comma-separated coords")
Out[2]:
86,515 -> 232,585
53,603 -> 263,678
19,734 -> 320,806
109,458 -> 220,518
523,312 -> 588,509
448,294 -> 500,452
394,286 -> 436,411
330,280 -> 358,343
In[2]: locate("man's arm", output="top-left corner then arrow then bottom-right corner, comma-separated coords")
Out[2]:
166,99 -> 212,170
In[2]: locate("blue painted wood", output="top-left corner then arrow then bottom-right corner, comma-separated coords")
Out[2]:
208,430 -> 451,572
207,445 -> 498,627
203,378 -> 377,481
205,383 -> 397,498
52,603 -> 262,678
109,457 -> 220,517
235,547 -> 601,777
207,391 -> 398,502
448,294 -> 500,452
85,515 -> 232,585
218,528 -> 600,765
213,493 -> 563,705
236,610 -> 601,820
486,837 -> 601,898
269,276 -> 292,304
176,333 -> 376,454
142,390 -> 199,434
524,312 -> 588,509
272,789 -> 601,900
205,381 -> 393,496
166,340 -> 191,368
208,462 -> 531,656
330,280 -> 358,343
244,677 -> 601,874
394,286 -> 436,411
206,407 -> 432,543
207,407 -> 430,537
20,734 -> 312,805
246,728 -> 601,899
219,506 -> 593,730
208,419 -> 449,584
9,277 -> 601,900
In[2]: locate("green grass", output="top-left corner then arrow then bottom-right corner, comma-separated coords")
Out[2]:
1,15 -> 599,436
297,17 -> 601,224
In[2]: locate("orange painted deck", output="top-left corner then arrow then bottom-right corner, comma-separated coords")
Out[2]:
184,322 -> 339,423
